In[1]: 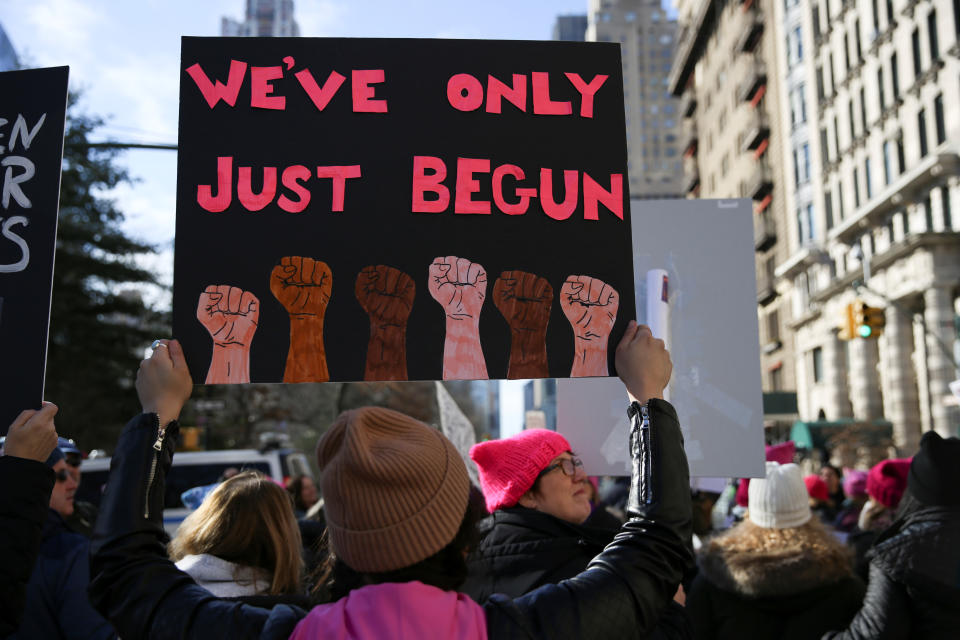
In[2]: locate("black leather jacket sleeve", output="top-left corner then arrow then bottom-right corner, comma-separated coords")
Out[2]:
88,413 -> 304,640
0,455 -> 55,636
821,562 -> 911,640
484,398 -> 695,638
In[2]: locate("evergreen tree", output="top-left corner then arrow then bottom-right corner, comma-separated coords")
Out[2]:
45,94 -> 168,450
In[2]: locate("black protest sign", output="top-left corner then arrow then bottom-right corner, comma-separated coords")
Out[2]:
173,38 -> 633,384
0,66 -> 69,433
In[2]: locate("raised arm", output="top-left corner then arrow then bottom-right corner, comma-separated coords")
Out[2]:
484,321 -> 694,638
88,340 -> 302,639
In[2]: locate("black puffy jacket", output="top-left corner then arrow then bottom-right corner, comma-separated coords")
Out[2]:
89,400 -> 694,639
462,506 -> 616,602
822,504 -> 960,639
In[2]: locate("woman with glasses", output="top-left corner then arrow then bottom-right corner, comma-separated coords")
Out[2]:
460,429 -> 625,602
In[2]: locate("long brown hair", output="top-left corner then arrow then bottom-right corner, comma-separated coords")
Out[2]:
169,471 -> 303,595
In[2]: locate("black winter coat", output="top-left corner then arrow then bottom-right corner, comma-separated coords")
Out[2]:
823,504 -> 960,639
0,455 -> 54,636
88,400 -> 694,639
462,506 -> 616,602
463,506 -> 691,640
686,522 -> 864,640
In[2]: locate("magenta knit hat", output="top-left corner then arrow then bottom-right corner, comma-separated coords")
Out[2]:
842,469 -> 868,497
469,429 -> 572,512
866,458 -> 911,509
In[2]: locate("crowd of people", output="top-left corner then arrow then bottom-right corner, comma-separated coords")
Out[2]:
1,321 -> 958,639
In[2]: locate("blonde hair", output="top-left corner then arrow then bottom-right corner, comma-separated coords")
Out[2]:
169,471 -> 303,595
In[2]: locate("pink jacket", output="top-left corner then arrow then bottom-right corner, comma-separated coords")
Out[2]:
289,581 -> 487,640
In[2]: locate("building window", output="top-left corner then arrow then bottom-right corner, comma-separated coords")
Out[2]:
942,186 -> 952,228
865,157 -> 874,199
803,143 -> 811,182
854,167 -> 862,208
812,347 -> 823,383
912,28 -> 922,77
838,179 -> 846,220
820,127 -> 830,166
919,108 -> 929,157
816,65 -> 825,100
924,195 -> 934,230
833,116 -> 841,157
813,4 -> 822,39
872,0 -> 880,32
860,87 -> 868,132
891,53 -> 900,98
928,10 -> 940,60
825,190 -> 835,229
854,19 -> 863,62
829,53 -> 836,94
935,94 -> 946,144
844,32 -> 851,71
849,100 -> 856,139
877,67 -> 886,112
896,135 -> 905,172
884,140 -> 894,185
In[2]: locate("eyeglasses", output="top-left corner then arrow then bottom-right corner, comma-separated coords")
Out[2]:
537,456 -> 584,480
55,468 -> 71,483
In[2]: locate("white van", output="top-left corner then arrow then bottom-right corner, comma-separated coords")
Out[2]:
77,446 -> 313,535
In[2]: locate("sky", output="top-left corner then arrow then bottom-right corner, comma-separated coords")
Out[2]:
1,0 -> 591,306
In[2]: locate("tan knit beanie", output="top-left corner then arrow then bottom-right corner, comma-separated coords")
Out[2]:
316,406 -> 470,573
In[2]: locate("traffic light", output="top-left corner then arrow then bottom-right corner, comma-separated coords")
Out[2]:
853,300 -> 885,338
839,303 -> 856,340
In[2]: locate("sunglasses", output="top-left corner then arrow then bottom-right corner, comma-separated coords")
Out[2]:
537,456 -> 584,480
55,468 -> 71,483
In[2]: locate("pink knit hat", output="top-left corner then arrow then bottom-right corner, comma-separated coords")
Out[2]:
469,429 -> 572,512
804,474 -> 830,502
866,458 -> 911,509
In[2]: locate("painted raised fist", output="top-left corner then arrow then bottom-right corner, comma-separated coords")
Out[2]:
559,275 -> 619,377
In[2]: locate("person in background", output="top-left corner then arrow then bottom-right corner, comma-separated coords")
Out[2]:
286,474 -> 320,518
848,458 -> 911,580
462,428 -> 616,598
685,461 -> 864,640
14,415 -> 116,639
0,403 -> 59,637
168,469 -> 309,606
58,436 -> 99,537
821,463 -> 846,510
824,432 -> 960,638
805,473 -> 838,524
833,469 -> 868,533
582,476 -> 625,530
89,324 -> 694,639
462,416 -> 688,637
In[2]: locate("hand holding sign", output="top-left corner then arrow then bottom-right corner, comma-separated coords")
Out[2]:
560,275 -> 619,377
355,265 -> 415,380
614,320 -> 671,405
428,256 -> 488,380
197,285 -> 259,383
270,256 -> 333,383
493,270 -> 552,379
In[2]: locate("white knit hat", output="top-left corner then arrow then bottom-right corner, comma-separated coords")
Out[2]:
748,461 -> 812,529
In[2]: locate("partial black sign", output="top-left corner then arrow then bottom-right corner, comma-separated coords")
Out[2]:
0,66 -> 69,432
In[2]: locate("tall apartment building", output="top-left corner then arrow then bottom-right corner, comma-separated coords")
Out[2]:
587,0 -> 684,198
669,0 -> 797,427
554,14 -> 588,41
222,0 -> 300,37
0,22 -> 18,71
775,0 -> 960,450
